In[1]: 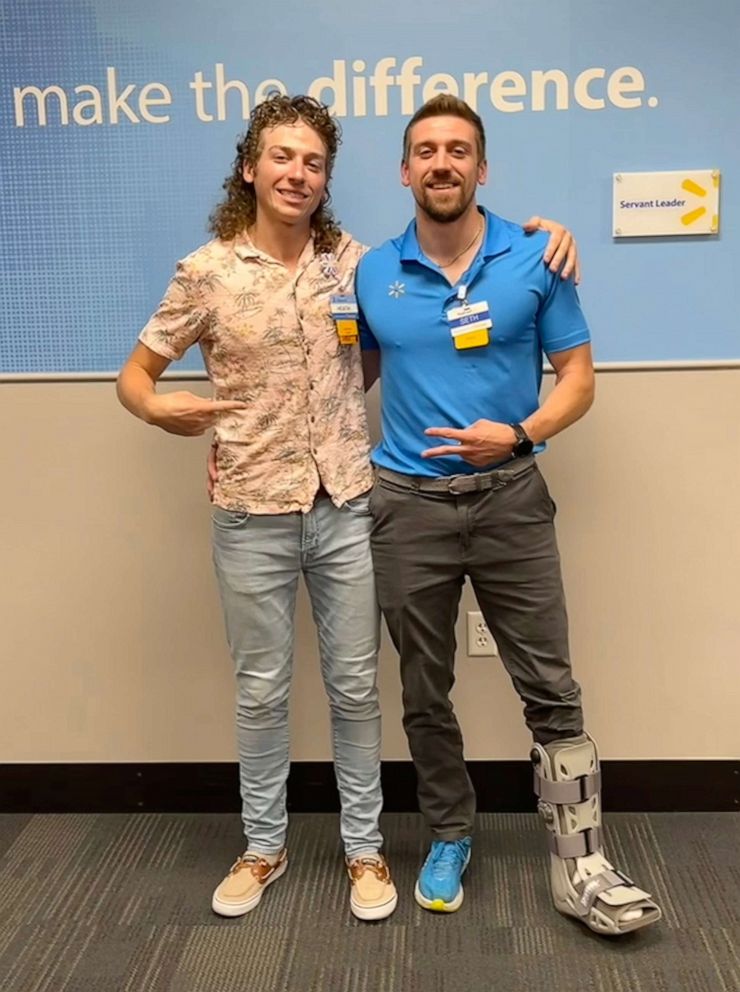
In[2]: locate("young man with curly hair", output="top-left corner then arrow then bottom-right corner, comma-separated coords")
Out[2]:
117,94 -> 576,921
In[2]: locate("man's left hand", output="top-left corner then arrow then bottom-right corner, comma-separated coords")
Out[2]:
422,420 -> 516,467
522,216 -> 580,284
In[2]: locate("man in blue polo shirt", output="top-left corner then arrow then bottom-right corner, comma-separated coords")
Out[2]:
358,94 -> 661,936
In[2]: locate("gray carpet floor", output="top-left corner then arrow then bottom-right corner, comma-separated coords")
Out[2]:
0,812 -> 737,992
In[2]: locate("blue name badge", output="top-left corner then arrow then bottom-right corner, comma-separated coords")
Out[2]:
446,300 -> 493,350
330,294 -> 359,319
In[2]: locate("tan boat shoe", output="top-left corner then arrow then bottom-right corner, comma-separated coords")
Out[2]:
346,853 -> 398,921
211,849 -> 287,917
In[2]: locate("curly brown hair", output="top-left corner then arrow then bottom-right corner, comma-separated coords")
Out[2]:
209,95 -> 343,254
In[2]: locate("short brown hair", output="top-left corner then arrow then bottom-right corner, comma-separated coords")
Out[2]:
209,94 -> 342,253
402,94 -> 486,163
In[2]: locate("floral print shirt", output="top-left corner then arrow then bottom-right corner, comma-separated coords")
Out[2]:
139,232 -> 372,513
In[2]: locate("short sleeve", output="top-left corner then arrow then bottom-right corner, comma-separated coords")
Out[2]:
537,272 -> 591,357
138,259 -> 207,361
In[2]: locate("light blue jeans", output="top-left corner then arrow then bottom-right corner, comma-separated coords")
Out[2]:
212,492 -> 383,859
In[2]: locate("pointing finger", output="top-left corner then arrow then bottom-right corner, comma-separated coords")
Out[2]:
209,400 -> 248,411
424,427 -> 467,440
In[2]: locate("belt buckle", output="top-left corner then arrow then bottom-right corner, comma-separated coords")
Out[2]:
448,475 -> 473,495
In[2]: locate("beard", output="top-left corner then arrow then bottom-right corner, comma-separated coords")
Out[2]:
412,180 -> 476,223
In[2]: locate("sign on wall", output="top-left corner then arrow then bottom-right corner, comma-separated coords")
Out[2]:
613,170 -> 720,238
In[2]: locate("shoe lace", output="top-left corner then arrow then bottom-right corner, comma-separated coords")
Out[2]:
231,853 -> 268,877
348,856 -> 389,882
429,840 -> 468,878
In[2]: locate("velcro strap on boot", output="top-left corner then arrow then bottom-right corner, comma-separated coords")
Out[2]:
574,869 -> 635,917
548,826 -> 603,859
533,769 -> 601,805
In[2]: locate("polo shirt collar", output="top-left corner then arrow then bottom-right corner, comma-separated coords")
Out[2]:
399,206 -> 512,264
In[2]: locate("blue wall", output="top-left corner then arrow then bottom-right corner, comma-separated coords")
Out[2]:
1,0 -> 737,372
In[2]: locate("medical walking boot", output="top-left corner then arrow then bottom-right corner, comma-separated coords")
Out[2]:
531,734 -> 661,936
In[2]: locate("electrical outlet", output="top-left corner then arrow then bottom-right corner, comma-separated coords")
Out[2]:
466,611 -> 497,656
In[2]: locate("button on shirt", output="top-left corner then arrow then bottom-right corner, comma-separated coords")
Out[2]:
139,232 -> 372,513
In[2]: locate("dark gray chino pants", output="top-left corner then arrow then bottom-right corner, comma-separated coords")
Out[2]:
369,456 -> 584,840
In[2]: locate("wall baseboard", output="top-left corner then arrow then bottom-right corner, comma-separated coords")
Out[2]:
1,761 -> 737,814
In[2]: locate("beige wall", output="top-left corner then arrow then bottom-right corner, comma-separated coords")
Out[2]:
1,370 -> 738,763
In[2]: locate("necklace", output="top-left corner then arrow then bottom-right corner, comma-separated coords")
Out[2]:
432,218 -> 484,269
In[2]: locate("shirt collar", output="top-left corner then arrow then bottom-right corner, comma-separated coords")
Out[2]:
232,232 -> 262,262
232,231 -> 317,265
399,206 -> 512,264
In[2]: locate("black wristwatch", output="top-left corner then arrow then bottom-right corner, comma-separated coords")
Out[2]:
509,423 -> 534,458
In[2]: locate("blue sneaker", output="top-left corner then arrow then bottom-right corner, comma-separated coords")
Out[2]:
414,837 -> 472,912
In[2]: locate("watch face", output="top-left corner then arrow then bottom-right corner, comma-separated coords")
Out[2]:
515,438 -> 534,456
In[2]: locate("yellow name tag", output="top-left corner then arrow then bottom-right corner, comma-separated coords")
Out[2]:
331,294 -> 359,345
336,318 -> 359,345
453,327 -> 490,350
447,300 -> 493,351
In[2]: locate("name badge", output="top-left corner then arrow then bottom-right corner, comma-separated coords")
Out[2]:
330,294 -> 359,345
446,299 -> 493,350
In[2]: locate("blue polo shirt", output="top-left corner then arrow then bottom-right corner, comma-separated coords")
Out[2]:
357,207 -> 591,477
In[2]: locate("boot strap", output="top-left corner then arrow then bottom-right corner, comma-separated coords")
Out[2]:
575,868 -> 636,917
534,769 -> 601,804
547,826 -> 603,858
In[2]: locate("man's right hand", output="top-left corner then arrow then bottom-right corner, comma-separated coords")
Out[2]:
144,392 -> 246,436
